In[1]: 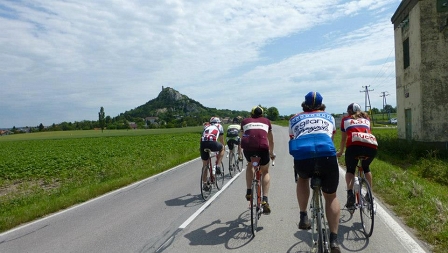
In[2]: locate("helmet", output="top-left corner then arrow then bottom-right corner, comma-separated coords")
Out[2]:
347,103 -> 361,113
210,117 -> 221,124
251,106 -> 263,117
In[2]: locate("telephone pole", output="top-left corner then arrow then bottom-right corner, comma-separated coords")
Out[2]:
360,85 -> 374,125
380,91 -> 390,119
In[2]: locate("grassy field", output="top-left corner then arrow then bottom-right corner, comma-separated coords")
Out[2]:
1,123 -> 447,252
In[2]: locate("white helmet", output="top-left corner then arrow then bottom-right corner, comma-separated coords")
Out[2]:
210,117 -> 221,124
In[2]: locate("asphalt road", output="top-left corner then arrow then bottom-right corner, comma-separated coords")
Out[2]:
0,125 -> 431,253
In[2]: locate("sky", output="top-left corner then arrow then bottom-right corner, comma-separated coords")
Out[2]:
0,0 -> 401,128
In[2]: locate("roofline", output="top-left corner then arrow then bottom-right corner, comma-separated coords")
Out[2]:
391,0 -> 420,29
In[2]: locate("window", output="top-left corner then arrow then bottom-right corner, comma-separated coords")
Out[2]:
403,38 -> 410,69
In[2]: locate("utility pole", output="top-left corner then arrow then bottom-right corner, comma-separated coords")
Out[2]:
380,91 -> 390,119
360,85 -> 374,125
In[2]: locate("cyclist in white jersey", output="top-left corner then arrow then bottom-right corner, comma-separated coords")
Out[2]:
226,124 -> 243,161
200,117 -> 225,175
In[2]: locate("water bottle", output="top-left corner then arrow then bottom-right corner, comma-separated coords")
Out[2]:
354,177 -> 360,193
212,165 -> 216,175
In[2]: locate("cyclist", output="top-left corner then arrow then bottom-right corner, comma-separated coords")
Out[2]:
336,103 -> 378,208
288,91 -> 341,253
241,106 -> 275,214
200,117 -> 225,190
226,124 -> 243,161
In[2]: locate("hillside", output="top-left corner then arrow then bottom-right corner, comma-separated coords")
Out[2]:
120,87 -> 249,126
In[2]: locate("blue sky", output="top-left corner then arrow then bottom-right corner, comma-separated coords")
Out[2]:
0,0 -> 400,128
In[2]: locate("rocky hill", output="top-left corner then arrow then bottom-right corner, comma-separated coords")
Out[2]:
121,87 -> 249,125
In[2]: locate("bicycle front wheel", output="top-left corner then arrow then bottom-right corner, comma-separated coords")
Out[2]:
359,177 -> 374,237
215,161 -> 225,190
250,180 -> 259,236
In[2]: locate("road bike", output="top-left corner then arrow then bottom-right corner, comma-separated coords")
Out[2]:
249,155 -> 262,236
345,155 -> 375,237
309,173 -> 330,253
200,148 -> 225,200
227,143 -> 242,177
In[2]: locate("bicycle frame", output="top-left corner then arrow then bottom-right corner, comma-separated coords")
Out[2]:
228,143 -> 240,177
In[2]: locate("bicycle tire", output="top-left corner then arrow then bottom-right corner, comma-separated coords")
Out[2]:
215,161 -> 225,190
228,150 -> 235,178
315,192 -> 325,253
200,165 -> 212,200
250,180 -> 259,235
359,177 -> 374,237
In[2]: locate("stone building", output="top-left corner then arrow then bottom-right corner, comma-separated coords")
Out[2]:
391,0 -> 448,147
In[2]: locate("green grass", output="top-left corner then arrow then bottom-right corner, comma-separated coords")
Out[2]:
1,124 -> 447,252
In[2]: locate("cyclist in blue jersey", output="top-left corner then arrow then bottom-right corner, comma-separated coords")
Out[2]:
288,92 -> 341,253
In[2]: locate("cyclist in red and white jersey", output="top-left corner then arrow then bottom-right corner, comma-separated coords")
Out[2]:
336,103 -> 378,208
200,117 -> 225,175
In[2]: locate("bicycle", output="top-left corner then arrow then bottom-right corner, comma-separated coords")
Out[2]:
200,148 -> 225,200
249,155 -> 262,236
345,155 -> 375,237
227,143 -> 241,177
309,173 -> 330,253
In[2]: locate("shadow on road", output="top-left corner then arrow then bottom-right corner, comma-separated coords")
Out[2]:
164,193 -> 204,207
183,210 -> 253,250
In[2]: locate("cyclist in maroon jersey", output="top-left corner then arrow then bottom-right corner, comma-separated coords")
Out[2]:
241,106 -> 275,214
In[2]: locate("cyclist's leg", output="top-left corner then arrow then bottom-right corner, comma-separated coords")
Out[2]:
259,150 -> 271,198
237,137 -> 243,160
294,159 -> 312,229
200,141 -> 210,182
320,156 -> 341,251
244,150 -> 254,199
361,147 -> 377,189
344,146 -> 358,190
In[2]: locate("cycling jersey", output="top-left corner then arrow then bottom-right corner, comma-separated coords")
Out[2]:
340,115 -> 378,149
240,117 -> 272,151
288,111 -> 336,160
201,123 -> 224,142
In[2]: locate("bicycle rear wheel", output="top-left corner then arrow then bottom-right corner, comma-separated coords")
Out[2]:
200,165 -> 212,200
315,194 -> 326,253
250,180 -> 259,236
215,161 -> 225,190
228,151 -> 235,178
359,177 -> 374,237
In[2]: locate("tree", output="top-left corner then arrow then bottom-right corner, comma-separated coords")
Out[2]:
266,107 -> 280,121
98,107 -> 105,132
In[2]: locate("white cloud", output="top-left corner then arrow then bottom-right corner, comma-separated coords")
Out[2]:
0,0 -> 401,127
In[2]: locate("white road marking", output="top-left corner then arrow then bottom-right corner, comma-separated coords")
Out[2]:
179,168 -> 243,229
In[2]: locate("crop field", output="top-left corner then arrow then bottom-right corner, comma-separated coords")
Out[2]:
0,127 -> 203,231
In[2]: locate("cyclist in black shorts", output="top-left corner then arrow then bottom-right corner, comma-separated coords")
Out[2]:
200,117 -> 225,177
288,92 -> 341,253
226,124 -> 243,160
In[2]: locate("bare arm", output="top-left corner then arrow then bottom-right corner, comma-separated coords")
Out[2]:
336,131 -> 347,157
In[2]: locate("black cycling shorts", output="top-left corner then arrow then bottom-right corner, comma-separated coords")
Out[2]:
345,145 -> 377,174
243,149 -> 270,166
294,156 -> 339,194
226,138 -> 240,150
200,141 -> 223,160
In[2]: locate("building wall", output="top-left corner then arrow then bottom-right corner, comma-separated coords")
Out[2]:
392,0 -> 448,144
420,0 -> 448,142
